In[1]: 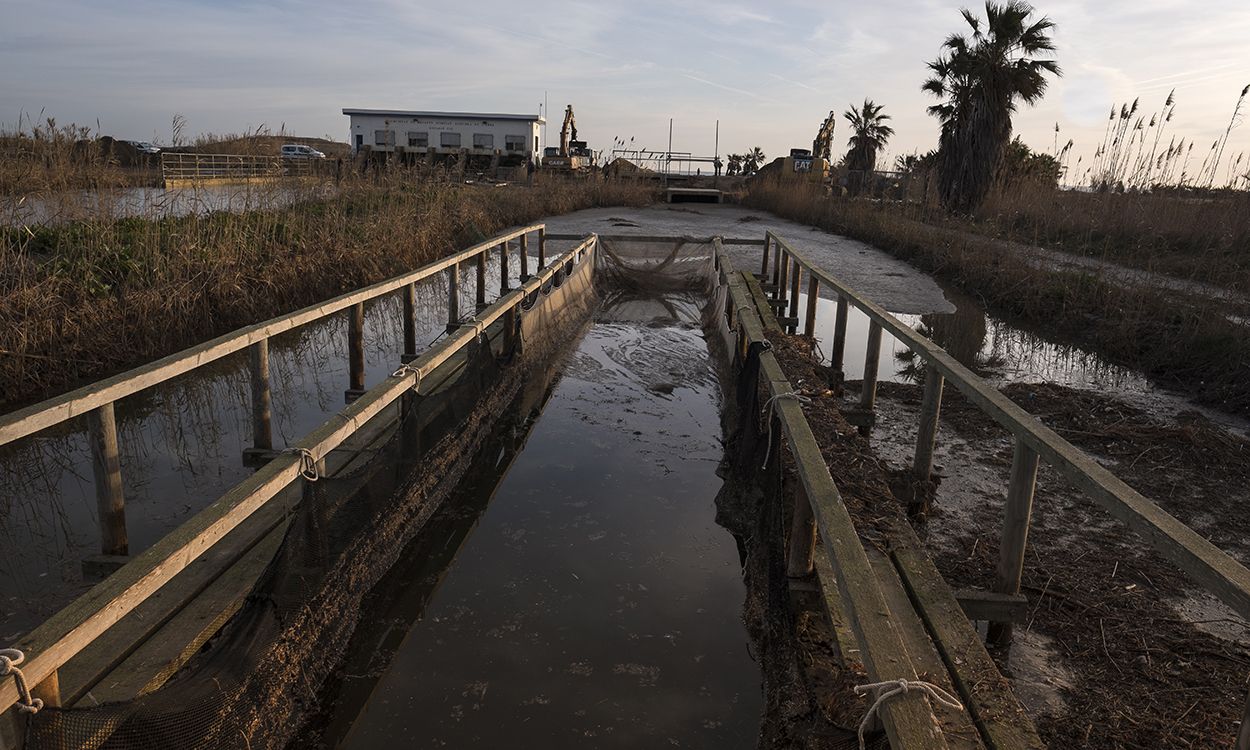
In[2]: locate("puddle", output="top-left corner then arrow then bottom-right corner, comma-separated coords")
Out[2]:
316,316 -> 760,748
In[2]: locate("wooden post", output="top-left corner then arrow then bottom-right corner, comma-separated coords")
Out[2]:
87,403 -> 127,556
776,251 -> 789,304
831,296 -> 849,372
787,257 -> 802,329
520,233 -> 531,280
30,669 -> 61,709
787,483 -> 816,578
804,275 -> 819,336
475,250 -> 487,309
913,362 -> 944,480
402,282 -> 418,363
771,239 -> 782,288
538,227 -> 547,268
447,263 -> 461,332
248,339 -> 272,450
346,302 -> 365,402
988,439 -> 1041,646
761,234 -> 771,278
859,321 -> 882,411
499,241 -> 510,293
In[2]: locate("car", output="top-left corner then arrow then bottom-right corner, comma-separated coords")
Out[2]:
125,140 -> 161,155
281,144 -> 326,159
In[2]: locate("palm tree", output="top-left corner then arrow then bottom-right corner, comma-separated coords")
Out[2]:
843,99 -> 894,194
922,1 -> 1060,212
726,153 -> 743,176
743,146 -> 766,174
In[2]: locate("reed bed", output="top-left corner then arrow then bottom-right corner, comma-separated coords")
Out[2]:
745,181 -> 1250,416
0,171 -> 654,411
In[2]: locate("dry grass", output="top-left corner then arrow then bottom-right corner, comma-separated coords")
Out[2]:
745,181 -> 1250,416
0,171 -> 655,410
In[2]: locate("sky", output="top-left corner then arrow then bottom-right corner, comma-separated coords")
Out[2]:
3,0 -> 1249,181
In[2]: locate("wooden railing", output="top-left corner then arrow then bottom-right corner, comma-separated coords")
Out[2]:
759,229 -> 1250,634
0,225 -> 569,714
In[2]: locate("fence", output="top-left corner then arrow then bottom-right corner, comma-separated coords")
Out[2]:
0,225 -> 576,716
159,152 -> 320,184
757,229 -> 1250,747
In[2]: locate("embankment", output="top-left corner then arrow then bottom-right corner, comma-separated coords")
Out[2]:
744,182 -> 1250,417
0,178 -> 654,411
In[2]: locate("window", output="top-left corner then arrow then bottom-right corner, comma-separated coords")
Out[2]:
354,134 -> 363,148
408,131 -> 428,148
440,132 -> 461,148
473,133 -> 494,150
505,135 -> 525,152
374,130 -> 395,147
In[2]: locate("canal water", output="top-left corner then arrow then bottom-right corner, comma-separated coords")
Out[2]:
312,301 -> 761,747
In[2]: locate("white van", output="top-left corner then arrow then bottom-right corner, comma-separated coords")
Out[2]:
281,144 -> 326,159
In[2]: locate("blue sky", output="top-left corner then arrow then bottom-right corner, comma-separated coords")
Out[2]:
3,0 -> 1248,178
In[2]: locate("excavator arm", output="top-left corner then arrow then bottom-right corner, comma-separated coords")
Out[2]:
560,105 -> 577,157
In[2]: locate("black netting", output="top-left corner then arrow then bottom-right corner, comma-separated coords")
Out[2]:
16,251 -> 598,750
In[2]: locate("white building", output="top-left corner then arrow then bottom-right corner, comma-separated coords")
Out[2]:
342,109 -> 545,165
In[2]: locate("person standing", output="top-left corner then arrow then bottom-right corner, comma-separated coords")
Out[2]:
527,157 -> 536,187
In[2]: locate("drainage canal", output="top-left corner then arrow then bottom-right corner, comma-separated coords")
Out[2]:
305,241 -> 762,748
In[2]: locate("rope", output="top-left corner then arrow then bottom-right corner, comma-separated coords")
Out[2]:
285,448 -> 319,482
0,648 -> 44,714
853,679 -> 964,749
760,389 -> 811,468
391,363 -> 424,393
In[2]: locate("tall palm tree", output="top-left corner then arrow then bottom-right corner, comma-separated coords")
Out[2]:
743,146 -> 766,174
843,99 -> 894,193
922,1 -> 1060,212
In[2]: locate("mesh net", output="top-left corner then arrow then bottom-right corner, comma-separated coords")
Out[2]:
15,251 -> 598,750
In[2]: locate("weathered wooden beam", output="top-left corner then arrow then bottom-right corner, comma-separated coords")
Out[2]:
953,589 -> 1029,624
804,275 -> 819,336
859,321 -> 883,412
447,263 -> 461,333
832,296 -> 849,372
538,227 -> 547,268
519,234 -> 530,280
988,439 -> 1040,646
402,282 -> 418,363
787,257 -> 802,332
248,339 -> 273,451
761,233 -> 771,278
87,403 -> 127,557
913,363 -> 944,480
787,482 -> 816,578
499,241 -> 510,293
346,302 -> 366,402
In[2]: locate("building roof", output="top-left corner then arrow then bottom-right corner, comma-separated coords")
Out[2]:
342,109 -> 545,124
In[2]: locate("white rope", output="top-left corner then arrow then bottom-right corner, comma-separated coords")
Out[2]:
391,363 -> 424,393
0,648 -> 44,714
285,447 -> 319,482
760,389 -> 811,468
853,679 -> 964,749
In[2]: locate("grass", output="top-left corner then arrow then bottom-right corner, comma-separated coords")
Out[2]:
0,171 -> 655,411
745,180 -> 1250,416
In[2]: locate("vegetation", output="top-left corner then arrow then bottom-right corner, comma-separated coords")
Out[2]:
923,0 -> 1060,212
842,99 -> 894,194
725,147 -> 767,176
0,170 -> 654,410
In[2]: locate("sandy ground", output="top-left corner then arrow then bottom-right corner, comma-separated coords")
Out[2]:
540,204 -> 954,315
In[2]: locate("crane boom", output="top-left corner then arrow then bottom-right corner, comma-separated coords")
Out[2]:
560,105 -> 577,157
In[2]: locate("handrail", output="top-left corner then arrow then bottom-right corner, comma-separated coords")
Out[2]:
0,224 -> 545,446
0,233 -> 595,714
764,229 -> 1250,621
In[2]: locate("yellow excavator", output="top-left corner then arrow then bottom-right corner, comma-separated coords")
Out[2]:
542,105 -> 592,172
780,111 -> 834,181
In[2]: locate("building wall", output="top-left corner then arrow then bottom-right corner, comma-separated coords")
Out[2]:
347,114 -> 542,160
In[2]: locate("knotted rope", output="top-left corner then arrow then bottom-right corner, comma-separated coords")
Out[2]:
0,648 -> 44,714
391,363 -> 424,393
285,447 -> 319,482
853,679 -> 964,749
760,389 -> 811,468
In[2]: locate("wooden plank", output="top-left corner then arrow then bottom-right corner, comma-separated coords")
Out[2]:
866,548 -> 985,750
913,364 -> 943,480
765,232 -> 1250,622
859,321 -> 882,411
989,440 -> 1040,645
811,541 -> 863,665
953,590 -> 1029,625
891,539 -> 1046,750
249,340 -> 273,450
0,237 -> 596,714
87,403 -> 128,556
0,224 -> 545,447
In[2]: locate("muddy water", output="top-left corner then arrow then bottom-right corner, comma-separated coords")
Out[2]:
322,318 -> 760,748
0,254 -> 530,641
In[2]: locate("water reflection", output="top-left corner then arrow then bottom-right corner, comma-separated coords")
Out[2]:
0,252 -> 534,640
